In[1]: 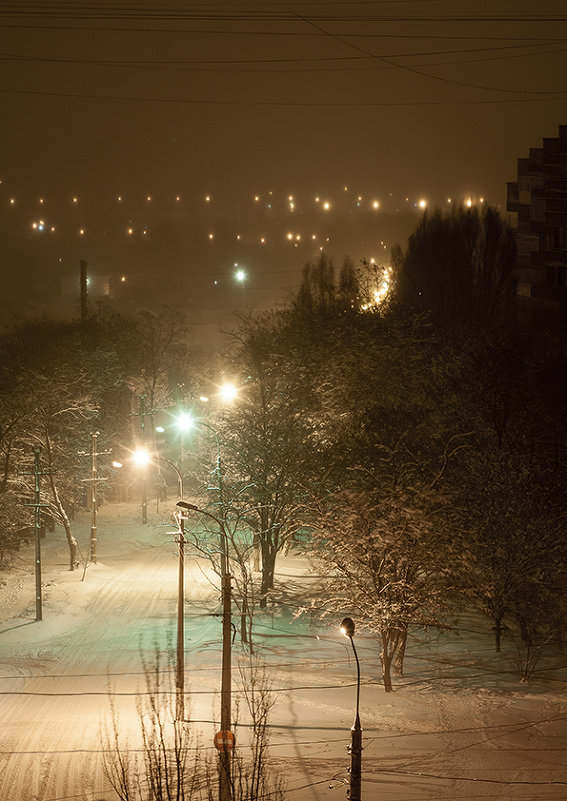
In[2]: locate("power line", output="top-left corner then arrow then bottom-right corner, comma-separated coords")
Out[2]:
0,38 -> 565,69
1,85 -> 566,105
295,11 -> 567,96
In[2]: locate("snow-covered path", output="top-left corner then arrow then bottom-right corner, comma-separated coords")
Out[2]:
1,503 -> 566,801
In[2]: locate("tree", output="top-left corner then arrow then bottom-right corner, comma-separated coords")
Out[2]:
0,319 -> 125,568
217,313 -> 319,607
394,205 -> 517,332
103,646 -> 284,801
305,473 -> 456,692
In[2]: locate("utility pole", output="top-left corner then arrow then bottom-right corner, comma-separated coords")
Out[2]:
174,512 -> 186,722
219,558 -> 232,801
78,432 -> 110,563
20,448 -> 52,621
130,394 -> 160,524
177,499 -> 233,801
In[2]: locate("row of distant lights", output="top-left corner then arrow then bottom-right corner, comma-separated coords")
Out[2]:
10,194 -> 485,214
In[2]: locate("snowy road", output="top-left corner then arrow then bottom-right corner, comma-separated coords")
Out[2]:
1,504 -> 566,801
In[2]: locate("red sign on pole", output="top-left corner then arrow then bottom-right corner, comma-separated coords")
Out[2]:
214,730 -> 235,752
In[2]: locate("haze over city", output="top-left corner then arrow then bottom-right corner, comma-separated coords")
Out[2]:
1,3 -> 567,801
1,0 -> 567,320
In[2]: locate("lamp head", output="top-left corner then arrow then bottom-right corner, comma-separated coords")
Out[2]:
176,501 -> 198,512
219,382 -> 238,403
133,448 -> 151,467
340,617 -> 355,638
175,412 -> 194,433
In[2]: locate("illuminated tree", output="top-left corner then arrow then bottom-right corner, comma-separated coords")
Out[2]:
306,455 -> 460,692
218,312 -> 319,607
0,319 -> 124,569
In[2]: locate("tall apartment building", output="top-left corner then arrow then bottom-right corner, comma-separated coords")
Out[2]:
507,126 -> 567,310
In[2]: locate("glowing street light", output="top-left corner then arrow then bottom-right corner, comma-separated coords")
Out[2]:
341,617 -> 362,801
234,268 -> 246,284
219,382 -> 238,403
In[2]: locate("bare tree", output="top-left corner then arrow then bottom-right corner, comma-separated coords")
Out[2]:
102,646 -> 284,801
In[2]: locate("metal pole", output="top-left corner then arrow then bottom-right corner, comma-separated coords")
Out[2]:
33,447 -> 42,622
348,636 -> 362,801
176,514 -> 185,722
140,395 -> 148,525
90,432 -> 98,563
219,562 -> 232,801
214,430 -> 232,801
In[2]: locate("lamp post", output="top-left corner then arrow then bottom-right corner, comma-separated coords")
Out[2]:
173,509 -> 186,722
341,617 -> 362,801
174,415 -> 223,514
177,500 -> 232,801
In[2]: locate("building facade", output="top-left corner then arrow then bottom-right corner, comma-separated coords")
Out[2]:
507,126 -> 567,311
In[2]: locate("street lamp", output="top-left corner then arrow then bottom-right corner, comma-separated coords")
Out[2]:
341,617 -> 362,801
177,500 -> 232,801
173,415 -> 223,514
133,448 -> 185,501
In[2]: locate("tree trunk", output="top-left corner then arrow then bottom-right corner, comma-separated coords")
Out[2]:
45,431 -> 78,570
494,616 -> 503,652
259,544 -> 276,609
380,630 -> 394,693
393,628 -> 407,677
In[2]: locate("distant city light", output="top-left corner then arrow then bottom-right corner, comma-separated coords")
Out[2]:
323,201 -> 331,211
235,268 -> 246,283
465,197 -> 473,208
418,199 -> 427,209
205,195 -> 211,202
146,195 -> 152,202
372,200 -> 380,209
121,275 -> 126,282
72,197 -> 78,203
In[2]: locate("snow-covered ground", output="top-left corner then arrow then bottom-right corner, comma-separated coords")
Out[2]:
1,502 -> 566,801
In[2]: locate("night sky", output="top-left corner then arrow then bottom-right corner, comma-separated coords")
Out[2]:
1,0 -> 566,322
